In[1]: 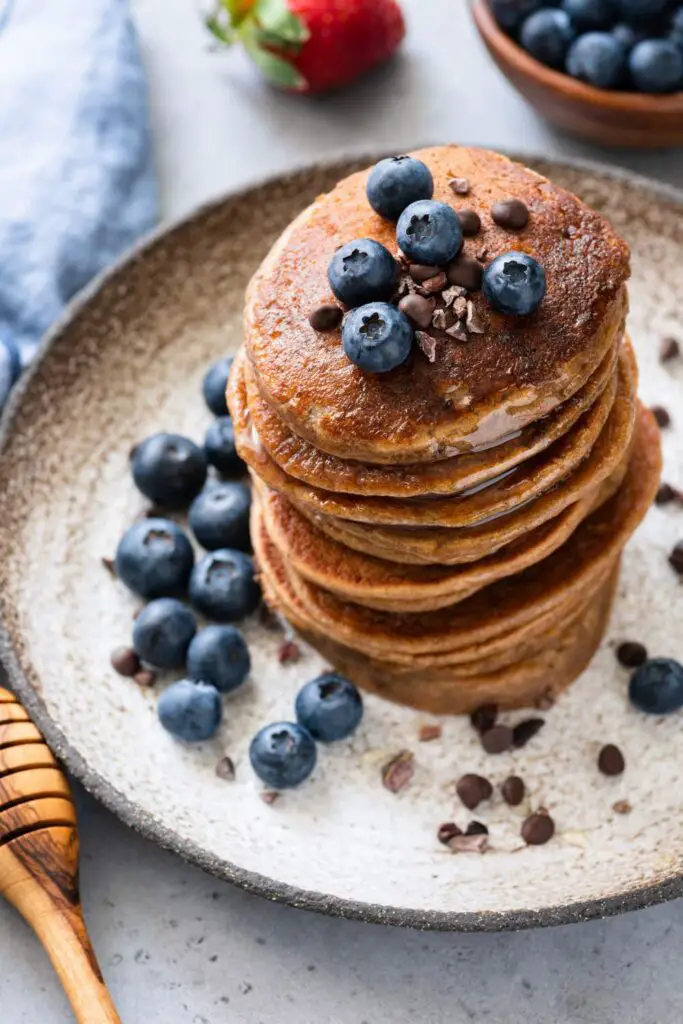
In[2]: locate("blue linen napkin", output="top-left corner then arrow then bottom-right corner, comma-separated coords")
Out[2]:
0,0 -> 159,402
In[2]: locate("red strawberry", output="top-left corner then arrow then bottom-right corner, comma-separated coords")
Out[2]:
206,0 -> 405,94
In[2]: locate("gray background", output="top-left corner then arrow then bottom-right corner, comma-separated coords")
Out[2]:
2,1 -> 683,1020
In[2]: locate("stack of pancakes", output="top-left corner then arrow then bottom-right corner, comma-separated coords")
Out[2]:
229,146 -> 661,714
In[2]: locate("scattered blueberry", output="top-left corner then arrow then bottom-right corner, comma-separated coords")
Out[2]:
189,549 -> 260,622
366,156 -> 434,221
204,417 -> 243,476
482,252 -> 547,316
249,722 -> 317,789
131,433 -> 207,508
158,679 -> 222,741
490,0 -> 544,32
613,0 -> 668,24
561,0 -> 613,30
328,239 -> 397,308
521,9 -> 576,68
189,482 -> 251,552
396,200 -> 463,265
566,32 -> 628,88
629,39 -> 683,92
295,672 -> 363,742
629,658 -> 683,714
115,518 -> 194,599
132,598 -> 197,669
342,302 -> 414,374
202,357 -> 233,417
0,337 -> 21,411
187,624 -> 251,693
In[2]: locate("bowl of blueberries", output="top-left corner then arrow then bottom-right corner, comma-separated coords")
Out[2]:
472,0 -> 683,147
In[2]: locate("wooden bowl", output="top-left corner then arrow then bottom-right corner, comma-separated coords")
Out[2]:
472,0 -> 683,148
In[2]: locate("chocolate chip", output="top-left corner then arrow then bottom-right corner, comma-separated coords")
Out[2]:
442,284 -> 467,307
381,750 -> 415,793
416,331 -> 437,362
456,773 -> 493,810
616,641 -> 647,668
431,308 -> 449,331
457,208 -> 481,236
652,405 -> 671,428
309,304 -> 343,332
655,483 -> 682,506
669,542 -> 683,576
512,718 -> 545,748
470,703 -> 498,733
409,264 -> 440,283
521,812 -> 555,846
216,756 -> 235,781
449,177 -> 470,196
448,833 -> 488,854
110,646 -> 141,678
446,255 -> 483,292
492,198 -> 529,230
421,272 -> 448,294
419,723 -> 442,742
399,293 -> 435,329
133,670 -> 156,688
466,300 -> 486,334
446,321 -> 469,342
660,337 -> 680,363
278,640 -> 300,664
260,790 -> 279,805
101,556 -> 116,577
501,775 -> 525,806
465,821 -> 488,835
481,724 -> 514,754
453,296 -> 468,320
437,821 -> 462,845
598,744 -> 625,776
613,799 -> 632,815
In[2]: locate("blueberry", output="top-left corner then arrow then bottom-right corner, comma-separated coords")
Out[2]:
366,156 -> 434,221
561,0 -> 614,30
629,658 -> 683,715
115,518 -> 194,599
396,200 -> 463,266
629,39 -> 683,92
189,482 -> 251,552
613,0 -> 667,24
482,252 -> 546,316
202,357 -> 233,417
295,672 -> 363,742
189,549 -> 260,622
131,433 -> 207,508
133,598 -> 197,669
566,32 -> 628,88
204,417 -> 243,476
490,0 -> 544,32
249,722 -> 317,789
158,679 -> 222,741
612,24 -> 643,52
187,624 -> 251,693
328,239 -> 398,308
521,9 -> 576,68
342,302 -> 414,374
672,8 -> 683,51
0,337 -> 21,410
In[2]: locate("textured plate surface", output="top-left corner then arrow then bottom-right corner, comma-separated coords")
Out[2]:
1,156 -> 682,931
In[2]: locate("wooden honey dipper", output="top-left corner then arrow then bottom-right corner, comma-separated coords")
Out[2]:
0,686 -> 121,1022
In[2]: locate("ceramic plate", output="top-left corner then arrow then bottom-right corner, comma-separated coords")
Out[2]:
1,155 -> 682,932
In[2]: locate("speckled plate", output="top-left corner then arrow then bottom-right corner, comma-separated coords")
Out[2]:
1,154 -> 682,932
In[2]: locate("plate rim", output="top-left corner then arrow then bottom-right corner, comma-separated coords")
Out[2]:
1,147 -> 682,933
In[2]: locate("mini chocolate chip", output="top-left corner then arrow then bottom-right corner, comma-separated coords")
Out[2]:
655,483 -> 681,506
409,264 -> 440,283
437,821 -> 462,845
616,641 -> 648,668
452,296 -> 468,320
382,750 -> 415,793
449,177 -> 470,196
216,756 -> 235,781
613,799 -> 632,815
432,308 -> 449,331
652,405 -> 671,428
278,640 -> 300,665
470,703 -> 498,733
466,300 -> 486,334
110,646 -> 141,678
134,670 -> 156,689
421,272 -> 448,294
457,208 -> 481,236
598,744 -> 625,776
501,775 -> 525,806
512,718 -> 545,748
465,821 -> 488,835
309,304 -> 343,332
456,773 -> 493,810
419,723 -> 442,742
481,724 -> 514,754
101,556 -> 116,577
660,337 -> 680,363
399,293 -> 435,329
669,542 -> 683,576
448,833 -> 488,854
446,321 -> 469,342
446,255 -> 483,292
521,812 -> 555,846
260,790 -> 279,805
416,331 -> 438,362
492,198 -> 529,230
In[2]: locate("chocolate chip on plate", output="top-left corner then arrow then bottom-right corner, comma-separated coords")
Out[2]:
470,703 -> 498,733
598,744 -> 625,776
437,821 -> 462,845
215,755 -> 236,781
309,304 -> 343,332
446,254 -> 483,292
457,208 -> 481,236
655,483 -> 681,506
399,294 -> 435,330
101,556 -> 116,577
481,724 -> 514,754
501,775 -> 526,806
409,263 -> 440,284
521,811 -> 555,846
448,833 -> 488,854
382,750 -> 415,793
652,405 -> 671,428
616,641 -> 648,668
465,821 -> 489,835
110,646 -> 141,678
512,718 -> 545,748
260,790 -> 280,805
456,773 -> 493,810
278,639 -> 301,665
613,799 -> 632,815
449,177 -> 470,196
669,542 -> 683,576
660,337 -> 680,363
419,723 -> 442,742
134,669 -> 156,689
492,198 -> 529,230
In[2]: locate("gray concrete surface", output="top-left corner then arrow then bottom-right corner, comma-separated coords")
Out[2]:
3,1 -> 683,1020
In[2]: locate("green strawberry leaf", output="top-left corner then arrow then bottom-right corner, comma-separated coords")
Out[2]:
205,13 -> 236,45
243,33 -> 307,89
253,0 -> 310,45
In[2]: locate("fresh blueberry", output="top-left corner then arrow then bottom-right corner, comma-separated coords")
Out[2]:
0,337 -> 21,411
671,8 -> 683,52
115,518 -> 194,599
328,239 -> 398,308
189,549 -> 260,622
158,679 -> 222,741
204,417 -> 243,476
613,0 -> 668,24
521,9 -> 576,68
397,200 -> 463,266
629,658 -> 683,715
202,357 -> 233,417
295,672 -> 363,742
612,23 -> 644,52
561,0 -> 614,30
566,32 -> 628,88
131,433 -> 207,508
187,624 -> 250,693
189,482 -> 251,552
342,302 -> 413,374
366,156 -> 434,221
483,252 -> 546,316
249,722 -> 317,789
132,598 -> 197,669
490,0 -> 544,32
629,39 -> 683,93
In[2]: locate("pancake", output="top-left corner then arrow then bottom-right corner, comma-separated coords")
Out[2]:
244,145 -> 630,463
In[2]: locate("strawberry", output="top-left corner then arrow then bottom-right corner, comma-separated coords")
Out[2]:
206,0 -> 405,94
